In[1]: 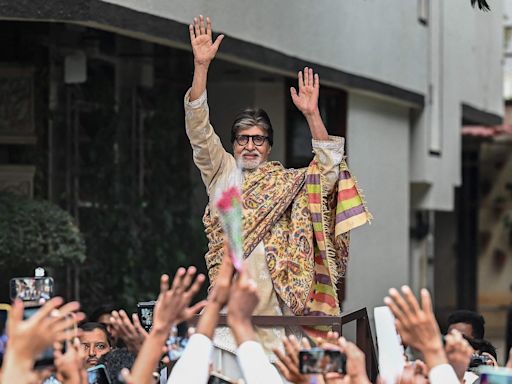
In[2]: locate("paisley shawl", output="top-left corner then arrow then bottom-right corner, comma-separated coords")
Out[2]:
203,160 -> 371,323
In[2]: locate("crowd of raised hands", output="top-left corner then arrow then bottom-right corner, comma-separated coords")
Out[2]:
2,248 -> 512,384
0,250 -> 278,384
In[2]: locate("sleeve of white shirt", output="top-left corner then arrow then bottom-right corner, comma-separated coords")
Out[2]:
167,333 -> 213,384
311,135 -> 345,191
237,341 -> 283,384
428,363 -> 460,384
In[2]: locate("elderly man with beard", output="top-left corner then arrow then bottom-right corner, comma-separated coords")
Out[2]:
185,15 -> 371,378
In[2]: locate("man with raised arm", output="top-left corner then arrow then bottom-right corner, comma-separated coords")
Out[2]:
185,14 -> 371,375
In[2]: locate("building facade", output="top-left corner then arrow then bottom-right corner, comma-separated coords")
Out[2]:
0,0 -> 505,327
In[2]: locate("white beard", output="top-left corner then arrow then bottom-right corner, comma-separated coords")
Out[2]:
236,153 -> 263,170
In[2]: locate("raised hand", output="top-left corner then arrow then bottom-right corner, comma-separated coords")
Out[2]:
109,310 -> 148,353
226,266 -> 259,329
444,329 -> 473,381
128,268 -> 205,384
337,337 -> 371,384
290,67 -> 328,140
208,242 -> 234,308
273,335 -> 317,384
54,338 -> 88,384
291,67 -> 320,117
189,15 -> 224,67
6,298 -> 85,360
196,246 -> 234,339
151,267 -> 206,334
1,298 -> 85,384
226,266 -> 260,346
384,286 -> 447,369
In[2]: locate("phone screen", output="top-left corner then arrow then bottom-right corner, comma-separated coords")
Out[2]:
10,277 -> 54,304
299,349 -> 347,374
137,301 -> 155,333
87,364 -> 111,384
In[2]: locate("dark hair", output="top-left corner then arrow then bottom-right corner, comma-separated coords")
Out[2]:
467,338 -> 497,360
98,348 -> 136,384
79,322 -> 113,347
230,108 -> 273,146
89,304 -> 117,323
447,310 -> 485,339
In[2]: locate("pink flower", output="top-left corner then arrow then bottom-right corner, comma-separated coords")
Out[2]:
216,187 -> 241,212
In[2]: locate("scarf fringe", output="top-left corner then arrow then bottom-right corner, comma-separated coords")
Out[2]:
318,170 -> 341,294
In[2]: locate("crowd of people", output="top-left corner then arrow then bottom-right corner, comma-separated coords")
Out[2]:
1,253 -> 512,383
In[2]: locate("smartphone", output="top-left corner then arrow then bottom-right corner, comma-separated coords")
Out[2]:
208,372 -> 235,384
480,367 -> 512,384
9,277 -> 54,304
0,304 -> 11,364
87,364 -> 112,384
23,306 -> 63,368
299,348 -> 347,374
137,301 -> 155,333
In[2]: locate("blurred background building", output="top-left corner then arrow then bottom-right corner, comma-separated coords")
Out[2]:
0,0 -> 510,361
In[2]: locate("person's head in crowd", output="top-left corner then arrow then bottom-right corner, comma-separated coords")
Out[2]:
89,303 -> 117,326
98,348 -> 136,384
89,303 -> 119,343
447,310 -> 485,340
79,322 -> 112,368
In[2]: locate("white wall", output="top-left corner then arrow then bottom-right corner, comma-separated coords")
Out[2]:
101,0 -> 503,116
101,0 -> 428,95
446,1 -> 504,113
343,94 -> 410,314
410,0 -> 503,211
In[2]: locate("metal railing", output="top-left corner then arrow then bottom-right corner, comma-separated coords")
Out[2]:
191,307 -> 379,381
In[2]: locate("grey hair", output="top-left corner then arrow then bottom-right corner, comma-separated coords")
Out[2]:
231,108 -> 273,146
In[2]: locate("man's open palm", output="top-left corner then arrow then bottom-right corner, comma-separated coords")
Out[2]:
291,67 -> 320,116
189,15 -> 224,66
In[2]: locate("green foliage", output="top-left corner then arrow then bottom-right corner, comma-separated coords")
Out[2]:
0,192 -> 86,267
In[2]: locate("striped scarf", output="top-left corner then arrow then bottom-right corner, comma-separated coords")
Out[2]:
304,160 -> 372,335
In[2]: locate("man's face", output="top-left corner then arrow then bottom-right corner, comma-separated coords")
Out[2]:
233,125 -> 271,170
447,322 -> 474,339
80,329 -> 111,368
